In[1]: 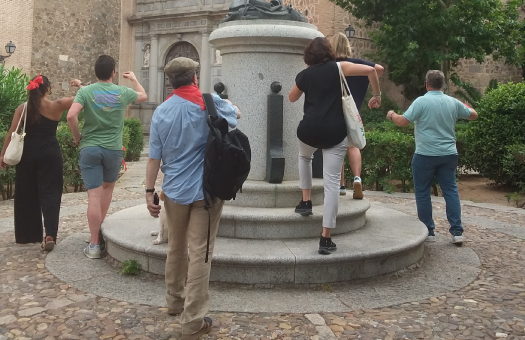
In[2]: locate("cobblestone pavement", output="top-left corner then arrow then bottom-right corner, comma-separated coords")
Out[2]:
1,162 -> 525,339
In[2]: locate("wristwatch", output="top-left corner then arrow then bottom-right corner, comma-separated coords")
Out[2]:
145,188 -> 155,193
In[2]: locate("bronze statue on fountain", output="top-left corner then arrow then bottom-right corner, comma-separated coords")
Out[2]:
221,0 -> 307,23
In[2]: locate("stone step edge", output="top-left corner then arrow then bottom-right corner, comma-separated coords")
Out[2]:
104,206 -> 425,266
221,198 -> 370,221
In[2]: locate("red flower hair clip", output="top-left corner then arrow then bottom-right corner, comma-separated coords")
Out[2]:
27,74 -> 43,91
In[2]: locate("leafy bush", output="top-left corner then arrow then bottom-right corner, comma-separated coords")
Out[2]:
0,131 -> 16,200
358,130 -> 415,192
502,144 -> 525,190
123,118 -> 144,162
455,122 -> 471,172
0,65 -> 28,132
122,125 -> 130,162
56,123 -> 84,193
360,88 -> 401,126
463,81 -> 525,187
120,259 -> 141,275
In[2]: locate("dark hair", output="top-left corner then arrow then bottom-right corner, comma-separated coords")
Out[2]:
303,37 -> 336,66
95,55 -> 116,80
425,70 -> 445,90
27,75 -> 51,124
168,71 -> 196,89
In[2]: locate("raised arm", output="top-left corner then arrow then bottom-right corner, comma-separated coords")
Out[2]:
123,72 -> 148,103
340,62 -> 381,108
0,104 -> 24,170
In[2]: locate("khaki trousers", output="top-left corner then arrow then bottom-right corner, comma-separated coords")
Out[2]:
163,198 -> 224,335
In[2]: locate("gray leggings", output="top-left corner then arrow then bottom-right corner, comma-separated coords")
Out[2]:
298,139 -> 348,228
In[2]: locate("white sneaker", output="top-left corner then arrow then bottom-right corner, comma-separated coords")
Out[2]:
84,244 -> 101,259
339,186 -> 347,196
426,235 -> 436,242
452,233 -> 464,245
353,176 -> 363,199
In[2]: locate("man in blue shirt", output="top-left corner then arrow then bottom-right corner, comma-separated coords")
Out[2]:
386,70 -> 478,245
145,57 -> 239,340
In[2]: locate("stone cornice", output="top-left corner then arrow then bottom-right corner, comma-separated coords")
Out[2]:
128,9 -> 228,24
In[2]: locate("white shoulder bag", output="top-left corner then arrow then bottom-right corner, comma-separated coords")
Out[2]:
336,62 -> 366,149
4,102 -> 28,166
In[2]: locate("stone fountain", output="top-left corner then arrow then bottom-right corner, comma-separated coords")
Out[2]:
103,0 -> 427,284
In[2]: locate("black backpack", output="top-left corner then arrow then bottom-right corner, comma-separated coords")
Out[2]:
202,93 -> 251,261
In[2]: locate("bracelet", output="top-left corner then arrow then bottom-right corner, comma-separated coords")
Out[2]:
373,92 -> 381,97
145,188 -> 155,193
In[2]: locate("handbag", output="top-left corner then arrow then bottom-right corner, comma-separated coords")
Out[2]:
4,102 -> 28,166
337,62 -> 366,149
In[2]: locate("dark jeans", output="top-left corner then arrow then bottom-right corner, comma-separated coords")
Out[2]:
411,153 -> 463,235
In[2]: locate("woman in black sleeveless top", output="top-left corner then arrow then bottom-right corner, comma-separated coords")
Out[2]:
288,37 -> 382,255
0,75 -> 78,251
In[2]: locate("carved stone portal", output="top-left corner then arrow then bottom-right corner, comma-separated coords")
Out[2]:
164,42 -> 200,100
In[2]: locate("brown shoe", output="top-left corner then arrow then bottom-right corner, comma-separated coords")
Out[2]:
41,236 -> 55,252
181,317 -> 212,340
353,179 -> 364,199
167,308 -> 183,316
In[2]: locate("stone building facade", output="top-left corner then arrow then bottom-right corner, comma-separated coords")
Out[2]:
0,0 -> 122,99
0,0 -> 35,74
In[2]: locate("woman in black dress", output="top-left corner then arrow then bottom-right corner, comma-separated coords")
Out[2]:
0,75 -> 79,251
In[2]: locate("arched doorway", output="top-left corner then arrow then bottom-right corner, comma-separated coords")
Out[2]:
164,42 -> 200,100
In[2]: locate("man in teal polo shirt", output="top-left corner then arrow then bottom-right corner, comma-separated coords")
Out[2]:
67,55 -> 148,259
386,70 -> 478,245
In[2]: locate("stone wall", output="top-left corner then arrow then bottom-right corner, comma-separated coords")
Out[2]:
31,0 -> 122,99
0,0 -> 34,74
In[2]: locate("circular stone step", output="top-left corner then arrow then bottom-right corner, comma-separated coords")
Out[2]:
227,179 -> 325,208
102,203 -> 427,284
219,196 -> 369,239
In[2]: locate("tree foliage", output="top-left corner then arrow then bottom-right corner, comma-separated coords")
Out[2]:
330,0 -> 525,100
0,65 -> 28,131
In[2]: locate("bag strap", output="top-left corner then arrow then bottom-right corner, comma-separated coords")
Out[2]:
336,62 -> 352,98
202,93 -> 218,118
15,102 -> 28,135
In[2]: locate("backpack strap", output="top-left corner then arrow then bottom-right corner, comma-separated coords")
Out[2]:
202,93 -> 217,264
202,93 -> 218,118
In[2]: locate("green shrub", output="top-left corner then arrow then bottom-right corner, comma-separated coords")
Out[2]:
502,144 -> 525,190
123,118 -> 144,162
455,122 -> 471,172
122,125 -> 130,162
360,88 -> 401,127
0,65 -> 28,132
366,120 -> 414,136
56,123 -> 84,193
463,82 -> 525,186
0,131 -> 16,200
120,259 -> 141,275
359,130 -> 415,192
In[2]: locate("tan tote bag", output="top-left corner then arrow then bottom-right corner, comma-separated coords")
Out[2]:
4,102 -> 28,166
336,62 -> 366,149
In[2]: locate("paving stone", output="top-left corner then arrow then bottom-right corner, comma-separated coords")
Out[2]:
1,159 -> 525,339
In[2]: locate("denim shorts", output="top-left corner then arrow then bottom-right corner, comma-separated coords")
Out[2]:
79,146 -> 123,190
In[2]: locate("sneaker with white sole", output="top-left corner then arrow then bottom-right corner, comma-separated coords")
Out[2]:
426,230 -> 436,242
84,243 -> 101,259
452,232 -> 463,245
353,176 -> 363,199
339,186 -> 347,196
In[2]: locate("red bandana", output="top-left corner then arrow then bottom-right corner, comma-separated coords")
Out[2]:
165,85 -> 205,110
